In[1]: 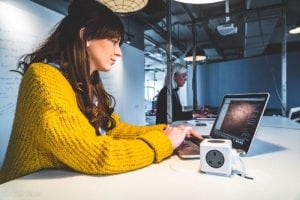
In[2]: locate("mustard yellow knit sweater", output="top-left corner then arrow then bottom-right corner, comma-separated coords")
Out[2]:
0,63 -> 173,184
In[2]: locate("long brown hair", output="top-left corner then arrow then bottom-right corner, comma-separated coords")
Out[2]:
18,0 -> 124,134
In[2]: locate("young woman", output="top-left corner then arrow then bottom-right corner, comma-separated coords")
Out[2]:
0,0 -> 201,184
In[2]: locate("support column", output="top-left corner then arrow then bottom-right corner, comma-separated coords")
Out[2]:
281,7 -> 287,117
166,0 -> 173,123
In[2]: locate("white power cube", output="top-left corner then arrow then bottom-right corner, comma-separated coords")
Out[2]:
200,139 -> 232,176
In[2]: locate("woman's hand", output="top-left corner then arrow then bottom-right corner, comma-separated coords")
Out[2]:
164,125 -> 203,149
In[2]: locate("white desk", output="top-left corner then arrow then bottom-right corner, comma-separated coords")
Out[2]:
1,117 -> 300,200
261,116 -> 300,129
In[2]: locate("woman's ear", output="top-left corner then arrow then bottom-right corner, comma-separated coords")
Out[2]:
86,41 -> 90,47
79,27 -> 85,39
173,73 -> 178,80
79,27 -> 90,47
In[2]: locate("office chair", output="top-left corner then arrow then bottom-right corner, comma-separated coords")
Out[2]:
288,107 -> 300,123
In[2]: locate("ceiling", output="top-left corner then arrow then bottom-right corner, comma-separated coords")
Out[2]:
31,0 -> 300,72
141,0 -> 300,71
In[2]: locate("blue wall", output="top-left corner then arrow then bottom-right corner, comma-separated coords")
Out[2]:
196,52 -> 300,114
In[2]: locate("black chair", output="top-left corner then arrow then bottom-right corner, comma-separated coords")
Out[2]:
288,107 -> 300,123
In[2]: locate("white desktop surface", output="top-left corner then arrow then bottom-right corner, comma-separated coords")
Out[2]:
0,117 -> 300,200
261,115 -> 300,129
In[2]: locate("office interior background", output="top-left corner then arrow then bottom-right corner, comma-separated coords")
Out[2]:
0,0 -> 299,166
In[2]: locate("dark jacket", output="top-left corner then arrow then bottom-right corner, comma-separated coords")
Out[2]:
156,86 -> 193,124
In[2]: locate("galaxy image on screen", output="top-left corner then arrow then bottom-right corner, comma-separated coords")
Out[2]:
220,101 -> 260,140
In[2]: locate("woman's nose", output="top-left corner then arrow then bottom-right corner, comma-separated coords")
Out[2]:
115,45 -> 122,57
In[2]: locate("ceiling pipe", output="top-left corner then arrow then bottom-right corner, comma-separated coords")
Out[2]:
180,2 -> 286,26
138,16 -> 186,53
181,3 -> 226,59
145,54 -> 166,64
144,34 -> 180,61
144,34 -> 164,49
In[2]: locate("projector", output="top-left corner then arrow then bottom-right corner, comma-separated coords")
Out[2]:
217,23 -> 237,36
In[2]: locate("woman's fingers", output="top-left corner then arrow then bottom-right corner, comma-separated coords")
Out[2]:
179,125 -> 203,140
189,129 -> 203,140
164,125 -> 204,149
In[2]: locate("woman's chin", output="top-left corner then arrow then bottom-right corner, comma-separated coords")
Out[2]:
102,67 -> 112,72
98,64 -> 112,72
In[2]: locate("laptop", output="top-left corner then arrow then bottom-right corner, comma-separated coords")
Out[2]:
176,93 -> 270,159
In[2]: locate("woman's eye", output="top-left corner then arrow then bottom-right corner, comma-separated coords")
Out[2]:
110,39 -> 119,45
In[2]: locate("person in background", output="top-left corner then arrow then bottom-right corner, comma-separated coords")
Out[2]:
0,0 -> 202,184
156,63 -> 205,124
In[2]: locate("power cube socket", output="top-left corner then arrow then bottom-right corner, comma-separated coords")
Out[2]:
200,139 -> 232,176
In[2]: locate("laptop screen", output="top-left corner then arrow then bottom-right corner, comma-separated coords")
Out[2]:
210,93 -> 269,153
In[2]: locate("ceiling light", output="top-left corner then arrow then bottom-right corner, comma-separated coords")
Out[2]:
183,47 -> 207,62
97,0 -> 148,13
173,0 -> 224,4
289,21 -> 300,35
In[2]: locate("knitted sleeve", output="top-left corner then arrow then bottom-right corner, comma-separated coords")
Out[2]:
42,112 -> 172,174
33,64 -> 173,174
108,114 -> 167,139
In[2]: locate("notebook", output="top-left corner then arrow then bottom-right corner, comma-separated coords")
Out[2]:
176,93 -> 270,159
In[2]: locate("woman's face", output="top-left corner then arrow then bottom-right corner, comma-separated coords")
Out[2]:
174,72 -> 188,87
87,38 -> 122,74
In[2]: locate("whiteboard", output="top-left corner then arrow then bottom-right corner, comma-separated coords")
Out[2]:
0,1 -> 63,166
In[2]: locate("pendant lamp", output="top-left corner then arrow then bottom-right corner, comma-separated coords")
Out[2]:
289,20 -> 300,34
98,0 -> 148,14
183,47 -> 206,62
